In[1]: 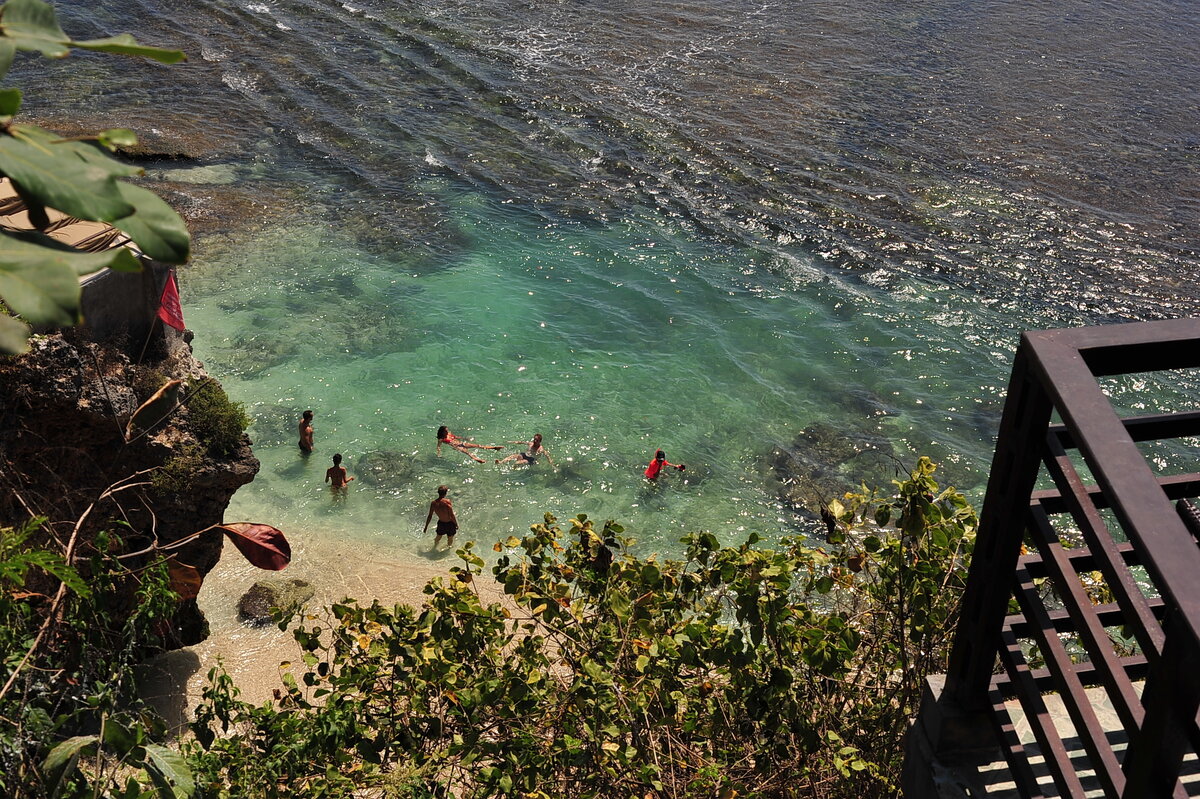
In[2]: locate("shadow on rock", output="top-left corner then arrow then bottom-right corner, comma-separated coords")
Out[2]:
135,648 -> 202,737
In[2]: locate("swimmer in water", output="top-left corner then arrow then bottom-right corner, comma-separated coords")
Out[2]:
496,433 -> 554,468
436,426 -> 503,464
644,449 -> 685,480
423,485 -> 458,548
325,453 -> 354,490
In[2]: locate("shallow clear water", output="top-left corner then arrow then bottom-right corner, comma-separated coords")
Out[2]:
20,0 -> 1200,559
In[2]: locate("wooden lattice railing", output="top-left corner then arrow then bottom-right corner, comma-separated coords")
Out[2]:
907,318 -> 1200,798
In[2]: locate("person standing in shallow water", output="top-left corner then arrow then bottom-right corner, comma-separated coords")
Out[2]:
298,410 -> 314,454
424,485 -> 458,548
644,449 -> 685,480
325,453 -> 354,497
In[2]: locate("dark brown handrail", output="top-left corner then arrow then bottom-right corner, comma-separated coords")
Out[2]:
909,318 -> 1200,798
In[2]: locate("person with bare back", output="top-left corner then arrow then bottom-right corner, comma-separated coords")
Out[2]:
496,433 -> 554,468
423,485 -> 458,548
325,453 -> 355,494
298,410 -> 314,454
436,426 -> 503,464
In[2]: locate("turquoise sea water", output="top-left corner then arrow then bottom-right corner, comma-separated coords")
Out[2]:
22,0 -> 1200,558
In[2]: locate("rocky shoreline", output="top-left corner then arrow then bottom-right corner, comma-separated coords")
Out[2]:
0,330 -> 258,645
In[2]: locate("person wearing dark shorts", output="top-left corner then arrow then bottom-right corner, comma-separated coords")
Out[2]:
424,485 -> 458,548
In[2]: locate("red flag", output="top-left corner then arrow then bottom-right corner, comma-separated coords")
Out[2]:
157,270 -> 186,331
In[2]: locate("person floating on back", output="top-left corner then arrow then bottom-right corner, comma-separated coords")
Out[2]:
423,485 -> 458,548
298,410 -> 314,454
436,425 -> 503,464
325,453 -> 355,493
644,449 -> 685,480
496,433 -> 554,468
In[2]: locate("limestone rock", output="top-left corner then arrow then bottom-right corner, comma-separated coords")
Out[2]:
0,331 -> 259,648
237,578 -> 315,626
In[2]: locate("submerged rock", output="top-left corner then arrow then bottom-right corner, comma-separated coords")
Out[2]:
355,450 -> 417,488
769,422 -> 899,514
237,578 -> 315,626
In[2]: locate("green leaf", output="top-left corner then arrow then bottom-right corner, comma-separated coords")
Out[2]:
0,0 -> 70,57
17,549 -> 89,596
0,238 -> 79,325
608,588 -> 631,621
97,128 -> 138,151
0,86 -> 20,116
101,718 -> 137,755
19,128 -> 143,180
0,130 -> 134,220
73,35 -> 185,64
112,182 -> 189,263
0,232 -> 141,325
43,734 -> 97,786
143,743 -> 195,798
0,39 -> 14,79
0,311 -> 29,354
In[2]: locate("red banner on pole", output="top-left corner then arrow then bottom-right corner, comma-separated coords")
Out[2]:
157,270 -> 186,331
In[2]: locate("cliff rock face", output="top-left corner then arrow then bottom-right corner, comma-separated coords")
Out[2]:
0,331 -> 258,646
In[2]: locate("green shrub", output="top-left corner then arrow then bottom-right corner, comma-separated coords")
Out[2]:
0,521 -> 183,799
151,441 -> 206,497
186,380 -> 250,456
131,368 -> 169,402
187,458 -> 976,799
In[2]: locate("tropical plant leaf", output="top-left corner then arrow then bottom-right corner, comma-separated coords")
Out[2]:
0,310 -> 29,354
0,0 -> 70,58
97,127 -> 137,151
29,127 -> 144,180
0,235 -> 80,325
73,35 -> 185,64
0,232 -> 144,325
42,735 -> 97,787
220,523 -> 291,571
0,86 -> 20,116
113,182 -> 190,263
21,548 -> 89,596
0,130 -> 134,221
143,743 -> 196,799
0,38 -> 14,79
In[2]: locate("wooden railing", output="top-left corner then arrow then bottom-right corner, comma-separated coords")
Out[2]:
905,318 -> 1200,798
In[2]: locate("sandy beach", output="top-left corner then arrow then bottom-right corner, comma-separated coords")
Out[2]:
137,531 -> 510,733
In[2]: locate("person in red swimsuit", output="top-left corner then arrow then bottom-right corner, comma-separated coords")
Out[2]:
436,426 -> 503,463
644,449 -> 685,480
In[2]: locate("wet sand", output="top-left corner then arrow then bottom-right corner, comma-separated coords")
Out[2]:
137,531 -> 509,733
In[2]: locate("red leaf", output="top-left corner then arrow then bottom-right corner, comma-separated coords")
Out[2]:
220,522 -> 291,570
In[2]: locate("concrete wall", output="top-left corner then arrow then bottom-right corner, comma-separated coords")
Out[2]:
78,259 -> 177,345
